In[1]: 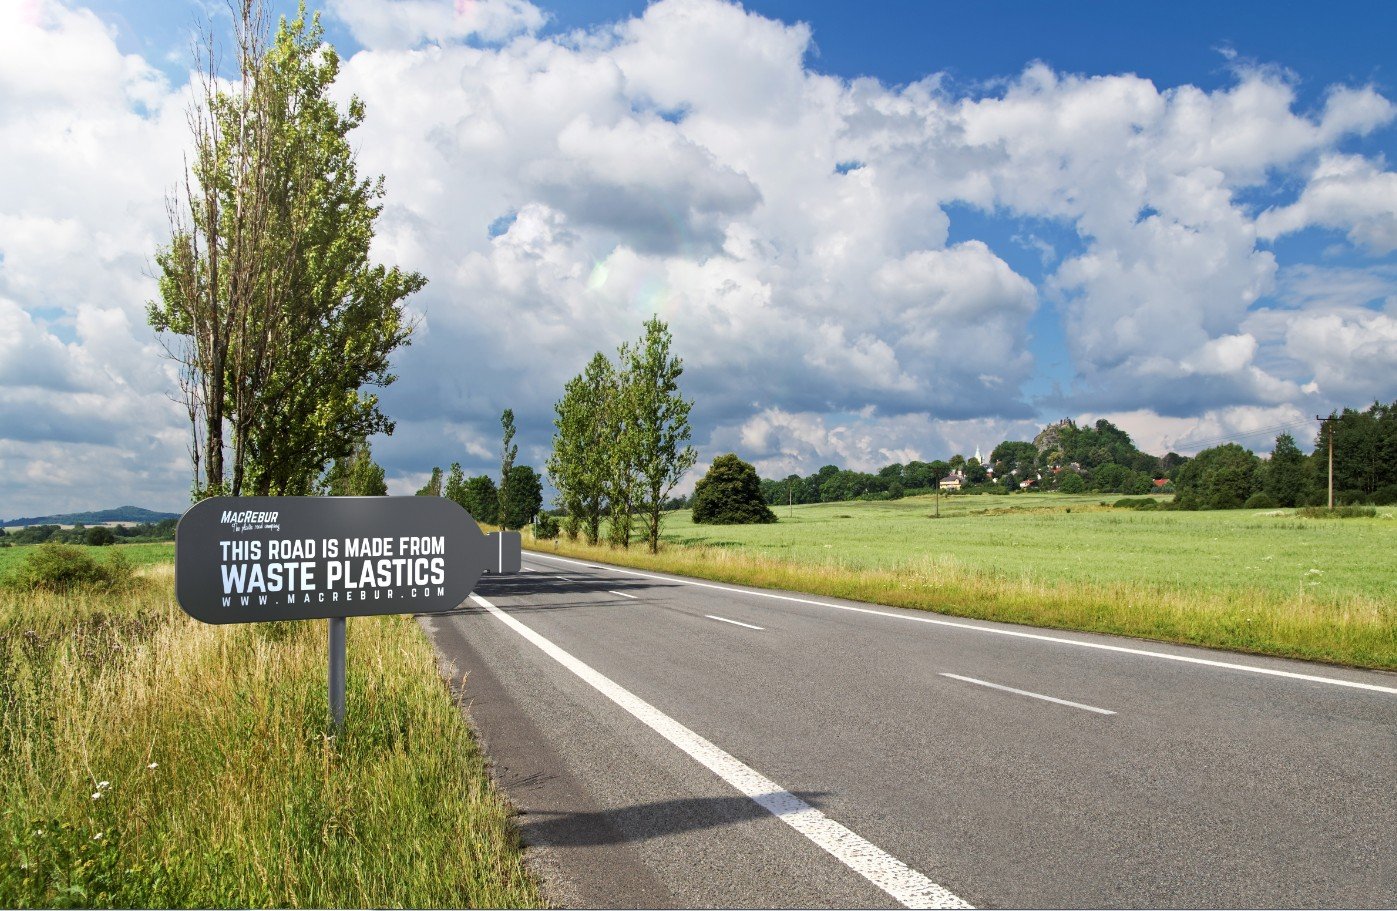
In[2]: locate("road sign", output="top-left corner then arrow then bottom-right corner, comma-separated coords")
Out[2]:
175,496 -> 491,624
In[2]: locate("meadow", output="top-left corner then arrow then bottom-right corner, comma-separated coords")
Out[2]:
0,547 -> 541,908
529,493 -> 1397,670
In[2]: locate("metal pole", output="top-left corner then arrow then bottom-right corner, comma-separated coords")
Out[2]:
329,617 -> 346,730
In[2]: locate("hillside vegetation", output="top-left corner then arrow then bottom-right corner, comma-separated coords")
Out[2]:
529,493 -> 1397,669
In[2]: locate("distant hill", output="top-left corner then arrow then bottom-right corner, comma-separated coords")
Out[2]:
2,506 -> 181,527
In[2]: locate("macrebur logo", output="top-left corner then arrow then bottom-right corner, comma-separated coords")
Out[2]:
221,510 -> 279,525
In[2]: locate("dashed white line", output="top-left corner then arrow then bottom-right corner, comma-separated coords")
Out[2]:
469,592 -> 971,909
706,614 -> 764,630
522,553 -> 1397,697
608,590 -> 639,600
940,673 -> 1115,715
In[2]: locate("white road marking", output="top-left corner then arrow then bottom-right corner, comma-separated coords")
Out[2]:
608,590 -> 639,600
470,592 -> 971,909
940,673 -> 1115,715
706,614 -> 765,631
522,553 -> 1397,696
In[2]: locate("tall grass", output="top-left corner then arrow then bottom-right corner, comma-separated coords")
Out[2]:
528,505 -> 1397,670
1,564 -> 541,908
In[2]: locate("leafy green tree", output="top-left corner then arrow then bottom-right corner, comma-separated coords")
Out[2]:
625,317 -> 697,554
1263,432 -> 1310,507
603,351 -> 638,549
1174,443 -> 1261,509
458,475 -> 499,524
498,409 -> 518,526
149,3 -> 423,499
501,465 -> 544,530
415,466 -> 443,497
1059,472 -> 1086,494
84,526 -> 116,546
322,437 -> 388,495
548,353 -> 613,544
691,454 -> 777,525
444,462 -> 466,507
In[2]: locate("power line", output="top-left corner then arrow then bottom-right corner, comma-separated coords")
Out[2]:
1169,417 -> 1314,453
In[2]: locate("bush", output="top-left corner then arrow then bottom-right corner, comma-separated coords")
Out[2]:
1295,505 -> 1377,519
1373,484 -> 1397,506
533,513 -> 560,540
1243,492 -> 1278,509
5,544 -> 135,592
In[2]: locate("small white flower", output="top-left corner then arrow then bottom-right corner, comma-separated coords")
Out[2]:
147,762 -> 158,770
97,780 -> 110,789
92,832 -> 103,841
91,792 -> 102,800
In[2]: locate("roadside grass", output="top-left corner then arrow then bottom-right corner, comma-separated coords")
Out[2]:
0,561 -> 541,908
526,494 -> 1396,670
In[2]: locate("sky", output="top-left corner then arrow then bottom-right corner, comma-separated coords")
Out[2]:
2,0 -> 1396,517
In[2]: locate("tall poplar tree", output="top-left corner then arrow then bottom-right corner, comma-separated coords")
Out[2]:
149,1 -> 424,499
498,409 -> 518,527
548,353 -> 613,544
626,317 -> 696,553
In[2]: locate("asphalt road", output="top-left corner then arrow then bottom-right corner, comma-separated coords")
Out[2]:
421,551 -> 1397,909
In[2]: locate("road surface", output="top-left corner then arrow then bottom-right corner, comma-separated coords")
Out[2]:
421,551 -> 1397,908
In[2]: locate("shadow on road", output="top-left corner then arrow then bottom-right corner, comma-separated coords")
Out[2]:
465,571 -> 676,607
517,792 -> 831,848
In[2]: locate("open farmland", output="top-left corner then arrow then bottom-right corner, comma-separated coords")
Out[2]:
528,493 -> 1397,669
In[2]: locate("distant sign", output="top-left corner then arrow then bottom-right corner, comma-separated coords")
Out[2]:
483,531 -> 522,574
175,496 -> 490,624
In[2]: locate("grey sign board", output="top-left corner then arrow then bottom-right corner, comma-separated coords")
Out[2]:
175,496 -> 490,624
483,531 -> 522,574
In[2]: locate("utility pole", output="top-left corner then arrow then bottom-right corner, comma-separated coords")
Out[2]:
1316,415 -> 1336,510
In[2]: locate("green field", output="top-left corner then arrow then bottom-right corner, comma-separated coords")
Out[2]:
663,493 -> 1397,603
530,492 -> 1397,669
0,550 -> 541,908
0,541 -> 173,576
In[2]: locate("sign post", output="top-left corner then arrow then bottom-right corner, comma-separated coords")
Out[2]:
174,496 -> 494,727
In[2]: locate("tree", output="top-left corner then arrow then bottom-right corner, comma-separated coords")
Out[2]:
322,437 -> 387,495
149,2 -> 423,499
602,349 -> 638,549
501,465 -> 544,530
498,409 -> 518,526
85,526 -> 116,546
415,466 -> 442,497
457,475 -> 499,524
1263,432 -> 1310,507
548,353 -> 613,544
691,454 -> 777,524
1174,443 -> 1260,509
625,317 -> 697,553
1059,472 -> 1086,494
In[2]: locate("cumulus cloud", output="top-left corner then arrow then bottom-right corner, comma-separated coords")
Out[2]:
1257,154 -> 1397,253
3,0 -> 1397,514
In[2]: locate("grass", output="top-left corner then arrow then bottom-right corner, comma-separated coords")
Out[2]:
527,493 -> 1397,670
0,556 -> 541,908
0,542 -> 173,577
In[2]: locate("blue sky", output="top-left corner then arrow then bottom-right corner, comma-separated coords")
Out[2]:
2,0 -> 1395,515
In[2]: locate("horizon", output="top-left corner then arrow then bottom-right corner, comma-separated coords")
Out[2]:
3,0 -> 1395,515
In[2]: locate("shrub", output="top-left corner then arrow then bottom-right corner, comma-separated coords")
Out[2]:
1295,505 -> 1377,519
1243,492 -> 1278,509
1373,484 -> 1397,506
534,513 -> 560,540
5,544 -> 134,592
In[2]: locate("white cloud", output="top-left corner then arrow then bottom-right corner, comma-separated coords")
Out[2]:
328,0 -> 546,49
2,0 -> 1396,515
1257,154 -> 1397,253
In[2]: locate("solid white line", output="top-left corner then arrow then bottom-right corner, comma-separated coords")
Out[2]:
470,592 -> 970,909
522,553 -> 1397,696
706,614 -> 765,631
608,590 -> 639,600
940,673 -> 1116,715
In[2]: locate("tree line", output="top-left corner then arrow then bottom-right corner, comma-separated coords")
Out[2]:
753,402 -> 1397,511
546,317 -> 696,553
0,520 -> 179,547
